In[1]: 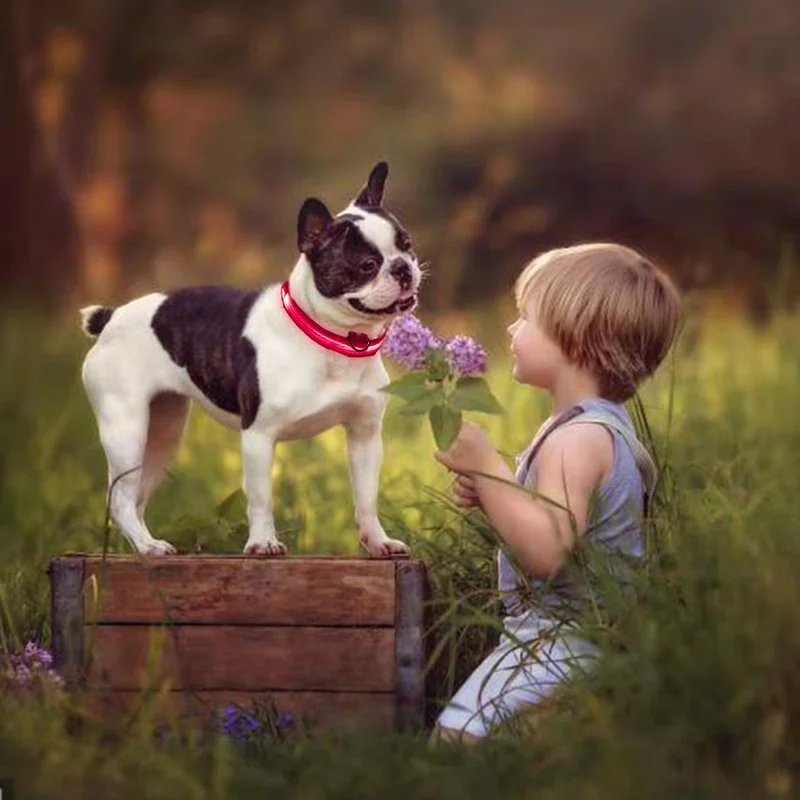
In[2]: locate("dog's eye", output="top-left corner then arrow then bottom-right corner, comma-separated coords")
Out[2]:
359,258 -> 379,273
396,232 -> 412,251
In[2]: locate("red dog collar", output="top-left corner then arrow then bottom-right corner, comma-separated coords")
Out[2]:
280,281 -> 387,357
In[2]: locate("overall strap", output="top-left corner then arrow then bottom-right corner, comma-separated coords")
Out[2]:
518,405 -> 659,517
561,410 -> 659,517
517,404 -> 586,484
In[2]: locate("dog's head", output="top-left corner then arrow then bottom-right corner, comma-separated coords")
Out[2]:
297,162 -> 422,319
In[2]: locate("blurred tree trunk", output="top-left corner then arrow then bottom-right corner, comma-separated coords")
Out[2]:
0,0 -> 81,309
0,0 -> 123,309
111,0 -> 166,297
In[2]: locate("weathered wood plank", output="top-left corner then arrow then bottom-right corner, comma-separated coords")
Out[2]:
48,557 -> 85,687
80,556 -> 396,626
80,689 -> 396,732
84,625 -> 396,691
394,560 -> 427,732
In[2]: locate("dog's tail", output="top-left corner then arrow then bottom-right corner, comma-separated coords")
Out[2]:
80,305 -> 115,338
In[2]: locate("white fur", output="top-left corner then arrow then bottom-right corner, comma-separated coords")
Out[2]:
81,208 -> 421,558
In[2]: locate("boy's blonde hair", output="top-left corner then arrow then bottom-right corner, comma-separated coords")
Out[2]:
514,242 -> 682,402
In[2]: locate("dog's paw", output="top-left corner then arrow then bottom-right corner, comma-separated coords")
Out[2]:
142,539 -> 177,556
244,539 -> 287,557
363,536 -> 410,559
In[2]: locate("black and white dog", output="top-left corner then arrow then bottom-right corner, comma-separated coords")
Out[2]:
80,162 -> 422,558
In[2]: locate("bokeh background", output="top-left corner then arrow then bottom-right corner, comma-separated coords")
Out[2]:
3,0 -> 800,321
2,4 -> 800,797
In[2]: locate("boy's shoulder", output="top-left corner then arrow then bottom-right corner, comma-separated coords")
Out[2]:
535,421 -> 614,488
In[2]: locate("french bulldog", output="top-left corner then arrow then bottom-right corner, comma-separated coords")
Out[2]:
79,162 -> 423,558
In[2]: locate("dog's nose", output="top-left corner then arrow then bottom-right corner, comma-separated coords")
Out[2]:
389,259 -> 413,291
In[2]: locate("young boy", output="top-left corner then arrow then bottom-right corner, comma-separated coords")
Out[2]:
430,242 -> 682,744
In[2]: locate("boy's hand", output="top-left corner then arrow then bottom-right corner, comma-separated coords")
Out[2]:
434,419 -> 500,475
452,474 -> 481,509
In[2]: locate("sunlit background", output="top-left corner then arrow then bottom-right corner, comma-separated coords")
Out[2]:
3,0 -> 799,325
3,0 -> 800,554
3,4 -> 800,794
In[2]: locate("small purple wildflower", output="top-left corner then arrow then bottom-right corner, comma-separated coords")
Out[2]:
218,703 -> 262,741
14,664 -> 32,685
155,723 -> 172,741
444,335 -> 488,377
278,711 -> 294,729
4,640 -> 64,693
385,314 -> 442,371
212,701 -> 294,744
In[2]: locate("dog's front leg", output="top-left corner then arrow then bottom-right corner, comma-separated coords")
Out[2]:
241,426 -> 286,556
345,397 -> 410,558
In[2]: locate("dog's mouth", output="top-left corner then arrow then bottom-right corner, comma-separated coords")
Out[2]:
348,294 -> 417,315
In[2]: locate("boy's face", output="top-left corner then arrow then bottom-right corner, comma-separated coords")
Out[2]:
506,297 -> 566,390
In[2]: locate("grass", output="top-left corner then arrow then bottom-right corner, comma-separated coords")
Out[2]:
0,292 -> 799,798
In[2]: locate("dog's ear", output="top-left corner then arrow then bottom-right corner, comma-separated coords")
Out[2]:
355,161 -> 389,208
298,198 -> 334,254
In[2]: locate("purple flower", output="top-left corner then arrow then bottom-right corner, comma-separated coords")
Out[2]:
215,703 -> 263,742
444,335 -> 488,377
14,664 -> 32,685
21,641 -> 53,667
155,723 -> 172,741
385,314 -> 442,371
211,701 -> 295,744
278,711 -> 294,729
4,640 -> 63,693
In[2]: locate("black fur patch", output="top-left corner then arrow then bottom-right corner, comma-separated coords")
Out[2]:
307,218 -> 385,298
87,307 -> 114,336
151,286 -> 262,428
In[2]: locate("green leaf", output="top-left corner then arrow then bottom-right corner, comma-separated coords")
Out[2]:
378,372 -> 430,400
448,376 -> 504,414
400,385 -> 445,416
429,405 -> 462,450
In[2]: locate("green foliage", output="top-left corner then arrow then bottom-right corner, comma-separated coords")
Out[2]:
428,405 -> 462,450
2,299 -> 800,797
448,376 -> 504,415
400,385 -> 446,417
379,372 -> 430,401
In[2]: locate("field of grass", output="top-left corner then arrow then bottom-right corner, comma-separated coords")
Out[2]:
0,292 -> 799,799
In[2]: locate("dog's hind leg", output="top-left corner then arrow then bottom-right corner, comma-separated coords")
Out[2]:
93,395 -> 179,556
136,392 -> 191,523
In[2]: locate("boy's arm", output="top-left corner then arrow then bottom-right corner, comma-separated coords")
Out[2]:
473,424 -> 612,580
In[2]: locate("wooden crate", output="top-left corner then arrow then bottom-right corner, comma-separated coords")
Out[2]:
48,553 -> 429,734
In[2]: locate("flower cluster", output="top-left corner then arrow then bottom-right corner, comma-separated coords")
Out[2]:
4,640 -> 64,694
384,314 -> 443,371
382,313 -> 501,450
218,704 -> 261,740
385,314 -> 487,377
210,701 -> 294,744
444,335 -> 488,377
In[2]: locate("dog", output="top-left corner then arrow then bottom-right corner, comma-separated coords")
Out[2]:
79,162 -> 423,558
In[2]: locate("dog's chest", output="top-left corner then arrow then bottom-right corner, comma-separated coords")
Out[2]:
324,357 -> 352,381
274,359 -> 373,441
275,401 -> 353,441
